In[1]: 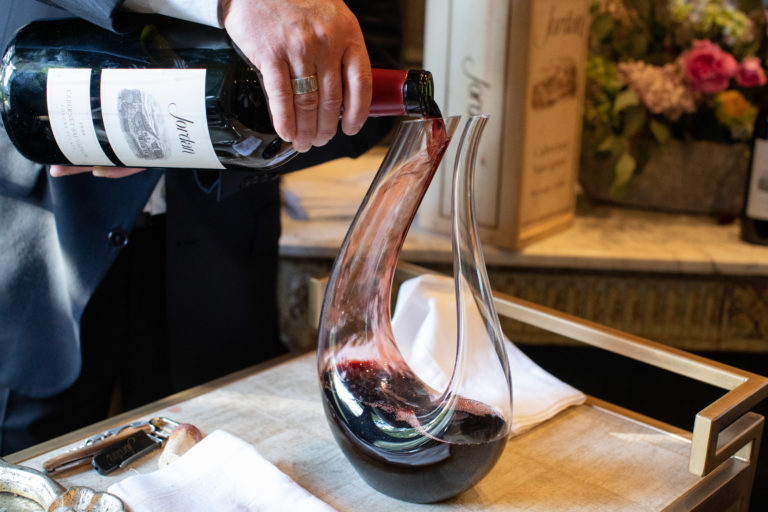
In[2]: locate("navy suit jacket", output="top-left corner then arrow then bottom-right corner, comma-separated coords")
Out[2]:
1,0 -> 397,396
1,0 -> 163,397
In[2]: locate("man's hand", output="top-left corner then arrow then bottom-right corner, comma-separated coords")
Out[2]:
219,0 -> 372,153
49,166 -> 146,178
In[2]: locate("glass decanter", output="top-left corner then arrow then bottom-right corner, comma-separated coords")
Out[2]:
317,115 -> 512,503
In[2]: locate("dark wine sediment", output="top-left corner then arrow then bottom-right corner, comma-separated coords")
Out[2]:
320,360 -> 508,503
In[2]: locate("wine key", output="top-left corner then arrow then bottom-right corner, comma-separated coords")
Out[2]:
91,431 -> 163,475
43,421 -> 154,473
42,416 -> 180,473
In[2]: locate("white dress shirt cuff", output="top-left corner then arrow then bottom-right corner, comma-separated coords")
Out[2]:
121,0 -> 222,28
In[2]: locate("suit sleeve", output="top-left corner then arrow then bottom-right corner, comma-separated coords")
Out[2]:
35,0 -> 124,30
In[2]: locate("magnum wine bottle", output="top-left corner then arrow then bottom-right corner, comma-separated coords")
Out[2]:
741,105 -> 768,245
0,17 -> 436,171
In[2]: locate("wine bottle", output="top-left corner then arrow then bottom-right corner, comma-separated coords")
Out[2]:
0,17 -> 437,171
741,105 -> 768,245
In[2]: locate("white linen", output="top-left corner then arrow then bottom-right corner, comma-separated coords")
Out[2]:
391,274 -> 586,435
108,430 -> 337,512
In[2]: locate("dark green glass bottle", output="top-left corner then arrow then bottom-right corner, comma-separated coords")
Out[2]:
741,104 -> 768,245
0,17 -> 437,171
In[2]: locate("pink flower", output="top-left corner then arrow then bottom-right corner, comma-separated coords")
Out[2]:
617,61 -> 697,121
735,56 -> 767,88
678,40 -> 738,94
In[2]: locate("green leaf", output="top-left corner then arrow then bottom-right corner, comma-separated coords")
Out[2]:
596,135 -> 616,153
634,138 -> 653,174
627,32 -> 650,58
594,134 -> 626,160
649,119 -> 671,143
622,106 -> 647,137
610,151 -> 636,196
613,90 -> 640,114
590,12 -> 614,42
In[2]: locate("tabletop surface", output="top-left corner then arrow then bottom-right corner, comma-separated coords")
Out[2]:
14,352 -> 710,511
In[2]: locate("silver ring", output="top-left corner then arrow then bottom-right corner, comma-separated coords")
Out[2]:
291,74 -> 318,95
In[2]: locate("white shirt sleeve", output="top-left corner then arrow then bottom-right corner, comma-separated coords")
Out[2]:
121,0 -> 223,28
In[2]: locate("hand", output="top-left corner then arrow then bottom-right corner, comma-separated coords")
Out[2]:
49,166 -> 147,178
219,0 -> 372,153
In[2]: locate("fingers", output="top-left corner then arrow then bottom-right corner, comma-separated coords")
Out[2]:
92,167 -> 146,178
49,165 -> 90,177
259,60 -> 297,144
317,67 -> 344,144
221,0 -> 371,152
285,61 -> 344,152
49,165 -> 146,178
288,65 -> 320,153
340,47 -> 372,136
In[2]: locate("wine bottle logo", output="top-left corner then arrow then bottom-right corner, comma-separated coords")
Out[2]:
531,57 -> 578,110
116,89 -> 170,160
758,172 -> 768,192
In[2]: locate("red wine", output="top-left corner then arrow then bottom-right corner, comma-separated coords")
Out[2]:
425,99 -> 447,161
320,360 -> 508,503
0,17 -> 436,171
742,105 -> 768,245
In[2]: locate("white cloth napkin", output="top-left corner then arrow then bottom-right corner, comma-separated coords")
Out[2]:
108,430 -> 337,512
391,274 -> 586,435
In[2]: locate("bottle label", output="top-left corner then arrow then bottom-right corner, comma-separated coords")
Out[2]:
100,69 -> 224,169
47,68 -> 115,166
747,139 -> 768,221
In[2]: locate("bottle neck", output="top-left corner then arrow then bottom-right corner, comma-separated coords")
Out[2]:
369,68 -> 434,117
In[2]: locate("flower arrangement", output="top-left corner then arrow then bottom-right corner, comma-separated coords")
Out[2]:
583,0 -> 768,195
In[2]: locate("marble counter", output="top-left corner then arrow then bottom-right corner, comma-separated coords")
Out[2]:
279,147 -> 768,277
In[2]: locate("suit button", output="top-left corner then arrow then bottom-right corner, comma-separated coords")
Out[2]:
108,229 -> 128,248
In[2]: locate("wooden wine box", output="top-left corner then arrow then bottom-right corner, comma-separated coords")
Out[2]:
417,0 -> 590,249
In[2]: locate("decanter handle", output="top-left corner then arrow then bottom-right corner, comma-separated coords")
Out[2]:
450,115 -> 513,416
